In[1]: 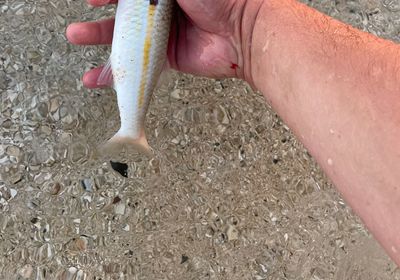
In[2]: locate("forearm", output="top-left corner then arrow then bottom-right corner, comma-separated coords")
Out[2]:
251,0 -> 400,264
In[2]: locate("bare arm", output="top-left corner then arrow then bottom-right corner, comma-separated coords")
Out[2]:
248,0 -> 400,264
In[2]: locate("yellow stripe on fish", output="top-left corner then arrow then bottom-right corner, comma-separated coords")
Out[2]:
138,4 -> 156,108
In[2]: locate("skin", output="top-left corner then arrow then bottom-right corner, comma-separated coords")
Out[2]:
66,0 -> 260,86
67,0 -> 400,266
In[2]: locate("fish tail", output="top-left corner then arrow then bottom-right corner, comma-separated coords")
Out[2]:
100,130 -> 152,158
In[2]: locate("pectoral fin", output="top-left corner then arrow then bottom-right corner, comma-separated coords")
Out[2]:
97,58 -> 113,87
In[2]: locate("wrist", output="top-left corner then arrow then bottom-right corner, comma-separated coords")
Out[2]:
237,0 -> 266,87
242,0 -> 302,92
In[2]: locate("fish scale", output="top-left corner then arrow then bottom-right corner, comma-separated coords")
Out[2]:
98,0 -> 174,155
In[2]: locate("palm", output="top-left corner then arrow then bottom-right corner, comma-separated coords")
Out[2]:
169,0 -> 241,78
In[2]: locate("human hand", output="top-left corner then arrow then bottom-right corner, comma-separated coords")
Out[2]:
66,0 -> 263,88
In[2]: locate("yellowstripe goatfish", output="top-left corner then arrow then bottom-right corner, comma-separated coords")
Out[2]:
98,0 -> 174,155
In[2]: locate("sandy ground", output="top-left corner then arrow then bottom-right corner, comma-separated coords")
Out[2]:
1,0 -> 400,279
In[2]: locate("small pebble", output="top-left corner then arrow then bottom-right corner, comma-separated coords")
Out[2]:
18,264 -> 33,279
170,89 -> 181,99
226,225 -> 239,241
110,161 -> 128,178
181,255 -> 189,264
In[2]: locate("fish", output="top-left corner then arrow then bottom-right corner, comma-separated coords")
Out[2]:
97,0 -> 174,156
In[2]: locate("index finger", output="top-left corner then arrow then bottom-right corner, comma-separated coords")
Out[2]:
87,0 -> 118,7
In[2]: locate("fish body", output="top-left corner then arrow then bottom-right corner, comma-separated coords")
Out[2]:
98,0 -> 174,155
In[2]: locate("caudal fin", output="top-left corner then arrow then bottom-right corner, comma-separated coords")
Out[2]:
99,131 -> 153,159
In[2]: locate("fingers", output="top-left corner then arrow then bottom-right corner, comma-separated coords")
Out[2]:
66,0 -> 116,45
83,66 -> 112,89
67,0 -> 117,89
87,0 -> 118,7
66,19 -> 115,45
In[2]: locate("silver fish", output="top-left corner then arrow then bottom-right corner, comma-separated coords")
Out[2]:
98,0 -> 174,155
